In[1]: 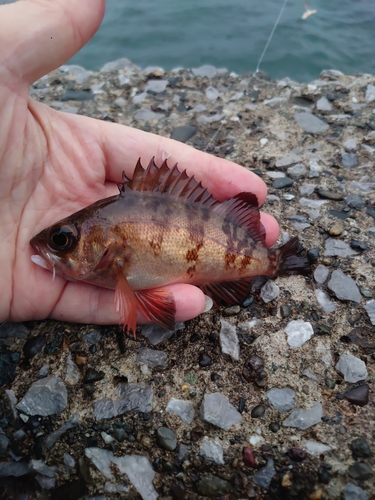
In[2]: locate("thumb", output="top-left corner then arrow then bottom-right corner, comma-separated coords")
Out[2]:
0,0 -> 105,85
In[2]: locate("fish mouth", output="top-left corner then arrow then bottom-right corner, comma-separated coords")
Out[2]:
30,239 -> 55,273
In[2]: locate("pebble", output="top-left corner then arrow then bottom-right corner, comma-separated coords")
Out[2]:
0,350 -> 20,386
64,453 -> 75,470
324,239 -> 358,258
23,335 -> 45,360
93,384 -> 153,420
44,412 -> 79,449
280,304 -> 291,318
83,330 -> 102,344
134,108 -> 163,121
307,247 -> 320,263
260,280 -> 280,303
284,320 -> 314,347
328,222 -> 344,236
328,270 -> 361,303
144,79 -> 168,93
343,139 -> 357,152
223,304 -> 240,316
317,189 -> 345,201
253,458 -> 276,489
364,300 -> 375,325
283,402 -> 323,429
136,347 -> 168,368
275,154 -> 301,167
315,290 -> 337,313
199,352 -> 212,367
294,112 -> 329,133
287,163 -> 307,178
365,84 -> 375,103
251,404 -> 266,418
336,353 -> 368,383
61,90 -> 93,101
299,184 -> 316,196
16,377 -> 67,416
350,239 -> 367,252
199,437 -> 224,464
302,440 -> 332,455
200,392 -> 242,429
156,426 -> 177,451
343,483 -> 369,500
140,322 -> 184,345
343,384 -> 369,406
192,65 -> 218,78
0,460 -> 31,477
113,455 -> 158,500
170,125 -> 197,143
267,387 -> 295,412
205,86 -> 220,100
350,437 -> 372,458
83,368 -> 105,384
341,152 -> 358,168
314,264 -> 329,284
219,319 -> 239,360
272,177 -> 294,189
65,353 -> 80,386
196,474 -> 231,497
348,462 -> 373,481
316,96 -> 332,111
345,194 -> 364,210
85,447 -> 114,479
299,197 -> 329,209
165,398 -> 195,424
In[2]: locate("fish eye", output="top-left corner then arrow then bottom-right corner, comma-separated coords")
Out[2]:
48,225 -> 78,252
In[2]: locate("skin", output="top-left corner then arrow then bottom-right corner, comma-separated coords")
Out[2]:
0,0 -> 279,327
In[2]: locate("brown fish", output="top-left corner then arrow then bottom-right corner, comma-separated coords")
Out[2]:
30,158 -> 310,333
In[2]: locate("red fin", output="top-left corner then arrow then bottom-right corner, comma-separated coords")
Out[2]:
135,288 -> 176,330
119,157 -> 218,209
213,192 -> 265,244
114,273 -> 138,336
272,237 -> 311,276
201,279 -> 252,307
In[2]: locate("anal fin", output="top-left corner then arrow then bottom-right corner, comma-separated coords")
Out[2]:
201,279 -> 252,307
135,288 -> 176,330
114,273 -> 139,336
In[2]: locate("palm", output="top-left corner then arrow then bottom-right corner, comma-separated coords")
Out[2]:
0,0 -> 278,327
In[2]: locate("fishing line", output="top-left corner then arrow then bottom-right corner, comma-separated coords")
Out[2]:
255,0 -> 288,74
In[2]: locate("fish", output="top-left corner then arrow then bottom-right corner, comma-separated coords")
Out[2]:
30,158 -> 311,333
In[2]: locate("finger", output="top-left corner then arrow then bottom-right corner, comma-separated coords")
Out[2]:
260,213 -> 280,247
50,282 -> 207,326
94,121 -> 268,205
0,0 -> 105,84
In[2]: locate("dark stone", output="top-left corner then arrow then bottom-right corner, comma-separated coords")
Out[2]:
307,248 -> 320,263
210,372 -> 221,382
170,125 -> 197,143
348,462 -> 373,480
156,426 -> 177,451
347,328 -> 375,352
52,479 -> 86,500
45,333 -> 62,354
327,209 -> 353,220
317,466 -> 330,484
196,474 -> 232,497
83,368 -> 105,384
0,350 -> 20,387
343,384 -> 369,406
199,353 -> 212,367
350,438 -> 372,458
23,335 -> 45,360
350,240 -> 367,252
242,447 -> 256,467
176,103 -> 187,112
316,189 -> 344,201
365,207 -> 375,221
61,90 -> 94,101
251,405 -> 266,418
248,355 -> 264,372
113,428 -> 125,442
272,177 -> 294,189
269,421 -> 280,433
190,426 -> 204,442
241,296 -> 254,307
170,480 -> 186,500
346,194 -> 364,210
238,397 -> 246,413
0,322 -> 29,342
288,448 -> 306,462
280,305 -> 291,318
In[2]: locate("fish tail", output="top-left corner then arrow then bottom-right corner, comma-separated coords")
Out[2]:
271,237 -> 311,277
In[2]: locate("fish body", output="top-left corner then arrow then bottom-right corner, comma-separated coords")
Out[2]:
30,158 -> 310,332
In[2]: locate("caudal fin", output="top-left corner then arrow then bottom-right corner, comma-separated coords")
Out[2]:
272,237 -> 311,277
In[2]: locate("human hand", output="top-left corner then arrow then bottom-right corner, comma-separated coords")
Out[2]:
0,0 -> 279,327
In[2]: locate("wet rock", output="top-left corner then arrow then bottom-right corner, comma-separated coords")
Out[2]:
242,446 -> 256,467
350,240 -> 367,252
136,347 -> 168,368
0,349 -> 20,387
346,194 -> 364,210
336,353 -> 367,383
251,404 -> 266,418
294,112 -> 329,133
287,163 -> 307,178
16,377 -> 67,416
166,397 -> 194,424
260,280 -> 280,303
348,462 -> 373,481
272,177 -> 294,189
284,320 -> 314,347
314,264 -> 329,284
83,368 -> 105,384
341,152 -> 358,168
219,319 -> 239,360
316,96 -> 332,111
199,352 -> 212,367
223,304 -> 240,316
287,447 -> 306,462
171,126 -> 196,145
343,138 -> 357,151
343,384 -> 369,406
364,300 -> 375,325
196,474 -> 231,497
200,392 -> 242,430
93,384 -> 153,420
44,412 -> 79,449
0,428 -> 9,454
30,459 -> 57,477
343,483 -> 369,500
280,305 -> 291,318
141,322 -> 184,345
315,290 -> 337,313
23,335 -> 45,360
199,436 -> 224,464
328,270 -> 361,303
307,247 -> 320,263
267,387 -> 295,412
275,154 -> 301,167
113,455 -> 158,500
83,330 -> 102,344
283,402 -> 322,429
156,426 -> 177,451
350,438 -> 372,458
324,238 -> 358,258
253,458 -> 276,489
0,460 -> 31,477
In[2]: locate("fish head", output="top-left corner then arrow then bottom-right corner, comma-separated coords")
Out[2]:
30,214 -> 114,282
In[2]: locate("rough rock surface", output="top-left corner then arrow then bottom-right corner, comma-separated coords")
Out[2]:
0,62 -> 374,499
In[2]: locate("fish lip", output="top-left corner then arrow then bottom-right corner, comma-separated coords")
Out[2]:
30,239 -> 54,271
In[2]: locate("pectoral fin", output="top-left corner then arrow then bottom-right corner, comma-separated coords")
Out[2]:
201,279 -> 252,307
114,273 -> 139,335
